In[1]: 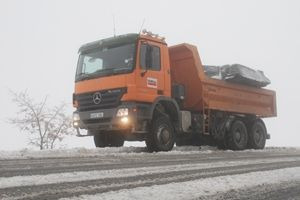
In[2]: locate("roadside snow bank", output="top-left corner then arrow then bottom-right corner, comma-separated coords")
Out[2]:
0,146 -> 217,159
62,167 -> 300,200
0,146 -> 298,160
0,147 -> 145,159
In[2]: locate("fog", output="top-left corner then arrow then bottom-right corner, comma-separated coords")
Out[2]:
0,0 -> 299,150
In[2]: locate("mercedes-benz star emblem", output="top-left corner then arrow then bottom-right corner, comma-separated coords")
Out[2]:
93,92 -> 102,104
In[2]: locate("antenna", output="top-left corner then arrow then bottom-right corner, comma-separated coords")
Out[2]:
113,14 -> 116,37
138,18 -> 146,34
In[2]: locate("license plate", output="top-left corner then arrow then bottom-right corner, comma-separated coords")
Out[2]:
90,112 -> 104,119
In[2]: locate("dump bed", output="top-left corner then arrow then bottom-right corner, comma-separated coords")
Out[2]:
169,44 -> 277,118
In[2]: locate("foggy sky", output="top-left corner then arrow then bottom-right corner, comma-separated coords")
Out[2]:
0,0 -> 299,150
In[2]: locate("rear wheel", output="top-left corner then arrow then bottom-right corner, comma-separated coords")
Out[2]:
248,120 -> 266,149
226,120 -> 248,150
146,116 -> 175,152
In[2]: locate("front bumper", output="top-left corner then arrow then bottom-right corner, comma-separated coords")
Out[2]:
73,102 -> 148,136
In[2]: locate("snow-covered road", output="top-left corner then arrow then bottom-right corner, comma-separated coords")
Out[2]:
0,147 -> 300,200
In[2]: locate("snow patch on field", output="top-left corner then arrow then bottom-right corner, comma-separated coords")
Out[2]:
61,167 -> 300,200
0,146 -> 298,160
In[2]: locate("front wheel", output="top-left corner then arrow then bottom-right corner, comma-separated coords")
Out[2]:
109,133 -> 125,147
93,132 -> 124,148
146,116 -> 175,152
94,134 -> 108,148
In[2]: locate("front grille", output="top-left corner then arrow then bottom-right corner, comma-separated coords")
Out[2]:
82,118 -> 111,124
76,88 -> 126,112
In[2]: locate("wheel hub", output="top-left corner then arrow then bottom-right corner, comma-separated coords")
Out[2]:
157,126 -> 170,145
235,130 -> 241,142
254,130 -> 261,143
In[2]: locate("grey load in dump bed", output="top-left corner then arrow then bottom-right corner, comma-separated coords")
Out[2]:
203,64 -> 271,88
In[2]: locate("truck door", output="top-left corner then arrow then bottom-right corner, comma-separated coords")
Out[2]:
136,41 -> 165,102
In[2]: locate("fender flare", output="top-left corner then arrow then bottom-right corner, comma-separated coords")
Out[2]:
149,96 -> 182,133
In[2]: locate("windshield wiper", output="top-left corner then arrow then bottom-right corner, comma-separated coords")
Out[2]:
76,67 -> 131,81
113,67 -> 131,74
77,69 -> 114,81
76,73 -> 91,81
92,68 -> 114,75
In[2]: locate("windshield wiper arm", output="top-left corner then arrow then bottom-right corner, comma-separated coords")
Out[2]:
77,73 -> 91,81
77,67 -> 131,81
78,69 -> 114,80
113,67 -> 131,74
92,68 -> 114,75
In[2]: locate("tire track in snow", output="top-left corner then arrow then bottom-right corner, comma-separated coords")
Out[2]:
1,148 -> 300,199
1,152 -> 300,177
1,160 -> 300,200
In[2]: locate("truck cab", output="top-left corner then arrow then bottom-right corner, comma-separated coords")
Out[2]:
73,32 -> 178,151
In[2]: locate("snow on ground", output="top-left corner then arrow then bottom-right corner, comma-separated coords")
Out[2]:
60,167 -> 300,200
0,146 -> 299,160
1,156 -> 299,189
0,147 -> 145,160
0,146 -> 218,160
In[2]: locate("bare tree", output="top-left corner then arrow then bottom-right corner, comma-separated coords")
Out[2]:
9,90 -> 73,150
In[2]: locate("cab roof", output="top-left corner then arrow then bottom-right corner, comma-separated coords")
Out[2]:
78,32 -> 166,53
78,33 -> 139,53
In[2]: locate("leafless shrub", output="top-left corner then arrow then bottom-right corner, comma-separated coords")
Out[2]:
9,90 -> 73,150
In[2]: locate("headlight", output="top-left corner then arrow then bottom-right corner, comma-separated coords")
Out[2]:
120,116 -> 129,124
116,108 -> 128,117
73,113 -> 80,121
73,121 -> 79,127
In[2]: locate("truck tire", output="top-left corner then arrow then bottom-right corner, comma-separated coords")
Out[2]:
226,120 -> 248,150
94,134 -> 108,148
94,133 -> 124,147
146,116 -> 175,152
109,133 -> 124,147
248,120 -> 266,149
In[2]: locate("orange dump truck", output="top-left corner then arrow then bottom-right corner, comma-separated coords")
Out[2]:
73,31 -> 276,151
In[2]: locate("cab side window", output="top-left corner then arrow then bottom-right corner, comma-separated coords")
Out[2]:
140,43 -> 161,71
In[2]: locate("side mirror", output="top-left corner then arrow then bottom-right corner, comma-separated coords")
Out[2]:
140,69 -> 147,77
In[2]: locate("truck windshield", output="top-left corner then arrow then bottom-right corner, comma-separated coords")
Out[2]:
76,43 -> 135,81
